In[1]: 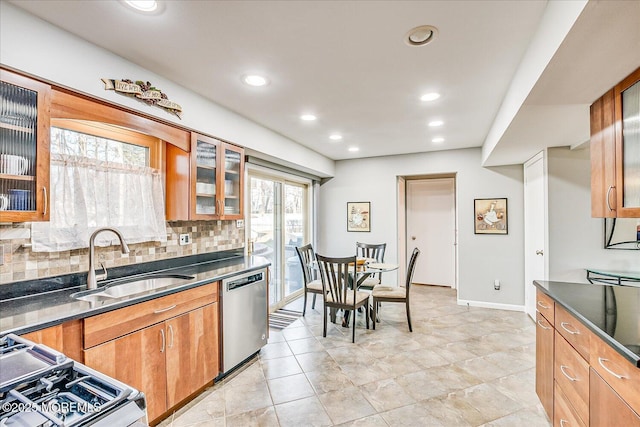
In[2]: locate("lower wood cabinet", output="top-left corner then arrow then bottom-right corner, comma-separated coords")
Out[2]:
20,319 -> 83,362
82,283 -> 220,424
590,368 -> 640,427
536,311 -> 554,418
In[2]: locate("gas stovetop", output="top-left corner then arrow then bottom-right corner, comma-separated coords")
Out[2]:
0,334 -> 147,427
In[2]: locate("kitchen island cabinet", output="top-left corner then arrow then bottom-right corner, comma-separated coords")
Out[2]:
20,319 -> 83,362
534,281 -> 640,426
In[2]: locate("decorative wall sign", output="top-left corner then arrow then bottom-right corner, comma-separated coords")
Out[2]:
474,198 -> 508,235
102,78 -> 183,119
347,202 -> 370,232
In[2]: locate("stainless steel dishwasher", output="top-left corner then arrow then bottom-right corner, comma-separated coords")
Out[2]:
221,268 -> 268,374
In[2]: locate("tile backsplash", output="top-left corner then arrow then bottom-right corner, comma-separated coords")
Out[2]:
0,220 -> 244,284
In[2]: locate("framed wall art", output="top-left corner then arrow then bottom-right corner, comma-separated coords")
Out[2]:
347,202 -> 370,232
474,198 -> 508,235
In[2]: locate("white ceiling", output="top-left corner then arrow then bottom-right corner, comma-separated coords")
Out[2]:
7,1 -> 640,165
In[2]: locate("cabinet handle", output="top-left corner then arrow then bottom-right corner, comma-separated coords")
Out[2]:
160,328 -> 165,353
536,320 -> 551,330
537,301 -> 550,310
606,185 -> 615,211
154,304 -> 177,314
560,322 -> 580,335
42,187 -> 48,216
168,324 -> 174,349
598,357 -> 627,380
560,365 -> 578,382
560,420 -> 569,427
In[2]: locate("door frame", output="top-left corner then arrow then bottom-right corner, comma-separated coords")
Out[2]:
398,173 -> 458,290
523,151 -> 549,319
245,164 -> 313,311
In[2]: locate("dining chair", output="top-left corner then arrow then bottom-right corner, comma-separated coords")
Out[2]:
295,244 -> 324,316
356,242 -> 386,290
316,254 -> 370,343
372,247 -> 420,332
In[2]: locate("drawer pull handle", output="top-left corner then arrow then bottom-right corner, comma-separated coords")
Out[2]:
160,328 -> 166,353
560,420 -> 569,427
598,357 -> 627,380
537,301 -> 550,310
560,322 -> 580,335
536,320 -> 551,330
154,304 -> 177,314
560,365 -> 578,382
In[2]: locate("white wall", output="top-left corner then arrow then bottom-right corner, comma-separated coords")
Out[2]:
547,147 -> 639,282
0,2 -> 334,178
318,148 -> 525,308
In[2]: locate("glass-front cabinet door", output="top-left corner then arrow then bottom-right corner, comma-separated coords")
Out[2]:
0,69 -> 50,222
221,144 -> 244,219
190,133 -> 244,219
191,133 -> 219,219
615,68 -> 640,217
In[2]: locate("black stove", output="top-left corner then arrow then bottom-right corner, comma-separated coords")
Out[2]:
0,334 -> 147,426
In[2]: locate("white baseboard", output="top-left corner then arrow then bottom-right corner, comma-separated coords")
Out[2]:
457,299 -> 525,312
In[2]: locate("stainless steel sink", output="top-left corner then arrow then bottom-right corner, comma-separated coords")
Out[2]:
72,274 -> 195,302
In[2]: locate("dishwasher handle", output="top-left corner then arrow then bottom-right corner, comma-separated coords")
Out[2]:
226,272 -> 265,292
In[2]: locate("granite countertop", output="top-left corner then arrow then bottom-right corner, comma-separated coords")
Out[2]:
0,253 -> 271,336
534,280 -> 640,368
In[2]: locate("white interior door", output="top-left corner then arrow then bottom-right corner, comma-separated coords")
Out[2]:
524,152 -> 547,319
406,178 -> 456,287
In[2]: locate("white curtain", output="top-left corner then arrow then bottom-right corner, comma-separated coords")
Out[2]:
31,153 -> 167,251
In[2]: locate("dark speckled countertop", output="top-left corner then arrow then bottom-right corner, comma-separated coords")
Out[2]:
534,280 -> 640,368
0,253 -> 270,336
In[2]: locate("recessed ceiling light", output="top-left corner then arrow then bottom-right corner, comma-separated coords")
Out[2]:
124,0 -> 158,12
348,147 -> 359,152
428,120 -> 444,127
329,134 -> 343,141
420,92 -> 441,102
405,25 -> 438,47
432,137 -> 445,143
300,114 -> 317,121
242,75 -> 269,87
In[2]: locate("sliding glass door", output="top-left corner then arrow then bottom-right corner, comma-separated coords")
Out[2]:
248,170 -> 311,310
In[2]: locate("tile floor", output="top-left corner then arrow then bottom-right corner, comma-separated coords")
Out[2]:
159,285 -> 551,426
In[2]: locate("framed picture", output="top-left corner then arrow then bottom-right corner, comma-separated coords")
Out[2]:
347,202 -> 370,232
474,198 -> 508,235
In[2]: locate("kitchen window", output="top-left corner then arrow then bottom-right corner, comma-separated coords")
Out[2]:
31,120 -> 166,251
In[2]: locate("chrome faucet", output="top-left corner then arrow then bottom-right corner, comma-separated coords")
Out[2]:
87,227 -> 130,290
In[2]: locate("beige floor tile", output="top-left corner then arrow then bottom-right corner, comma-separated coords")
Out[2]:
295,350 -> 339,372
380,402 -> 447,426
267,372 -> 315,404
225,406 -> 279,427
261,355 -> 303,379
334,414 -> 389,427
274,396 -> 333,427
446,383 -> 525,425
359,378 -> 417,412
260,341 -> 294,360
305,366 -> 355,394
224,379 -> 273,416
318,385 -> 377,425
286,337 -> 326,355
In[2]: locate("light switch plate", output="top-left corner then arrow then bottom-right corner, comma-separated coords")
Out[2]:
179,233 -> 191,245
236,219 -> 244,228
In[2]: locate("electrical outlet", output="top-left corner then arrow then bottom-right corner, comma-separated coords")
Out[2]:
179,233 -> 191,246
494,279 -> 500,290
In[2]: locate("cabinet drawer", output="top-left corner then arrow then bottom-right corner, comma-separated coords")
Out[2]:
537,290 -> 555,323
590,334 -> 640,415
555,333 -> 589,426
555,305 -> 590,360
84,283 -> 217,348
554,381 -> 586,427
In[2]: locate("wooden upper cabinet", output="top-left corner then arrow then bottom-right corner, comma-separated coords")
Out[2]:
614,67 -> 640,217
0,69 -> 51,222
190,133 -> 244,220
591,67 -> 640,218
